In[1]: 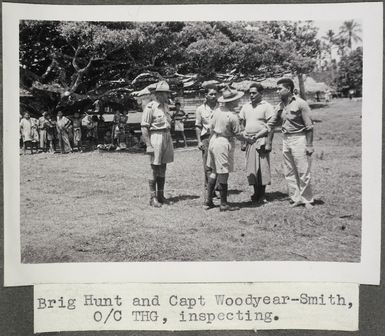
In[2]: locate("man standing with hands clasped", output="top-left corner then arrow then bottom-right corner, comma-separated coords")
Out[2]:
267,78 -> 315,209
141,81 -> 174,208
239,83 -> 274,204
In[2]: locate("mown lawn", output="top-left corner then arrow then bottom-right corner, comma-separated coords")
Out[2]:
20,99 -> 361,263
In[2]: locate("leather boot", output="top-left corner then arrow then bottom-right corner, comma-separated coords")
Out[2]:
204,177 -> 216,209
258,186 -> 267,204
157,177 -> 173,205
251,184 -> 259,202
219,183 -> 239,212
149,179 -> 161,208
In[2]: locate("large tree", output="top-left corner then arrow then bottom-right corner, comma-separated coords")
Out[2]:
338,20 -> 362,50
180,21 -> 291,79
258,21 -> 321,100
20,20 -> 321,112
20,21 -> 150,113
322,29 -> 336,59
335,46 -> 362,96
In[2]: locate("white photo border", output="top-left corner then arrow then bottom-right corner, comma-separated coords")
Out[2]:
3,2 -> 382,286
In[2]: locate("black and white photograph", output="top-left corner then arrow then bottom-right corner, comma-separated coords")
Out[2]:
3,3 -> 382,285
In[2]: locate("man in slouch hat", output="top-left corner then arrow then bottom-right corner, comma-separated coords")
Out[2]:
206,87 -> 268,211
141,81 -> 174,207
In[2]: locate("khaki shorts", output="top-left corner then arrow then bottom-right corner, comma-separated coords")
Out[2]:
150,130 -> 174,165
206,134 -> 235,174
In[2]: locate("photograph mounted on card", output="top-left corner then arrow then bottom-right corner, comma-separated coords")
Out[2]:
3,2 -> 382,285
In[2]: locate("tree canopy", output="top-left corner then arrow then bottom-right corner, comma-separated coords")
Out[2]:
24,20 -> 365,114
313,20 -> 362,96
334,47 -> 362,95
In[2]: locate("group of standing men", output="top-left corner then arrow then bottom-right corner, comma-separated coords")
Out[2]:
19,110 -> 100,154
141,78 -> 314,211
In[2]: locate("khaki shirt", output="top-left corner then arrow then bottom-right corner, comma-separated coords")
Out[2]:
210,107 -> 241,139
141,101 -> 171,131
195,102 -> 217,137
239,100 -> 274,134
268,96 -> 313,134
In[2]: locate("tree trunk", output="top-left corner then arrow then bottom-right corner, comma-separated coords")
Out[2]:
297,73 -> 307,100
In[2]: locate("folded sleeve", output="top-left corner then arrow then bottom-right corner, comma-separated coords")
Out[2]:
299,100 -> 314,130
141,104 -> 153,128
195,106 -> 202,128
267,105 -> 282,128
265,103 -> 275,121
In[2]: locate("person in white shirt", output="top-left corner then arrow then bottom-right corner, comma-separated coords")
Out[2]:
195,86 -> 219,203
239,83 -> 274,203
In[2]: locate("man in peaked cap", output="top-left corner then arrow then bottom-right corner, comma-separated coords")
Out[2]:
206,87 -> 269,211
141,80 -> 174,207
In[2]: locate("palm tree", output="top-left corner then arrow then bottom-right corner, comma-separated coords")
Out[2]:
322,29 -> 336,58
323,29 -> 336,45
338,20 -> 362,49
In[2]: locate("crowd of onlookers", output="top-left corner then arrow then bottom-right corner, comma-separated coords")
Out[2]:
19,109 -> 141,155
19,105 -> 192,155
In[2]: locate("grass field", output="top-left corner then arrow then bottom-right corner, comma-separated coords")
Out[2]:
20,99 -> 362,263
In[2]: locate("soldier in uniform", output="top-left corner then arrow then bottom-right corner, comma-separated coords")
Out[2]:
267,78 -> 314,209
206,87 -> 268,211
141,81 -> 174,207
195,85 -> 219,202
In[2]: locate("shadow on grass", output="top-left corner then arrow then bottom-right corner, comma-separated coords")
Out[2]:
168,194 -> 200,203
227,201 -> 258,209
228,189 -> 243,195
173,139 -> 199,147
97,148 -> 145,154
266,192 -> 325,207
266,191 -> 290,202
289,199 -> 325,207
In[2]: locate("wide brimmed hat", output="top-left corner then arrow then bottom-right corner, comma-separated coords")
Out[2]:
147,83 -> 157,92
218,87 -> 244,103
136,87 -> 152,97
155,80 -> 172,93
